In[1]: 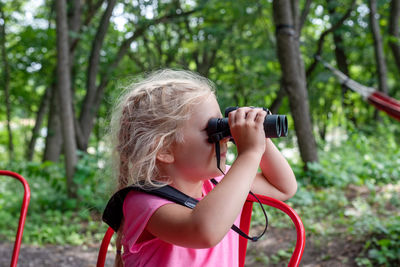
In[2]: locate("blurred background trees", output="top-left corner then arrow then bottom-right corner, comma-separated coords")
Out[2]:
0,0 -> 399,191
1,1 -> 399,265
1,0 -> 400,191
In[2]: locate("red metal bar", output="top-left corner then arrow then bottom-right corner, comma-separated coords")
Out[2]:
239,201 -> 254,267
97,227 -> 115,267
98,195 -> 305,267
240,194 -> 306,267
0,170 -> 31,267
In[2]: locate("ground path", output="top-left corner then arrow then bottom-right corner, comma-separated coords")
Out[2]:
0,226 -> 362,267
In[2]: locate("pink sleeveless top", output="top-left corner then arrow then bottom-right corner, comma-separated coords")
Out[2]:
122,169 -> 240,267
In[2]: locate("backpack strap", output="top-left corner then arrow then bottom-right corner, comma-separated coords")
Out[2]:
102,181 -> 267,242
102,184 -> 198,232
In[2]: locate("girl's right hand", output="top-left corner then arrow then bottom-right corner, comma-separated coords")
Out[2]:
228,107 -> 267,158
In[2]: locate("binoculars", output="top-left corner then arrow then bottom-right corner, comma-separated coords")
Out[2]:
207,107 -> 288,143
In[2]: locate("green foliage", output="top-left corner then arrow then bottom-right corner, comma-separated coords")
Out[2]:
252,248 -> 294,265
298,121 -> 400,188
355,217 -> 400,266
0,153 -> 112,245
251,127 -> 399,265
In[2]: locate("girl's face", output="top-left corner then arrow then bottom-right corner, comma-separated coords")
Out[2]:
170,95 -> 228,182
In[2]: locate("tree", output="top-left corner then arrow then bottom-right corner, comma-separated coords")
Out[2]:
77,0 -> 117,150
273,0 -> 318,164
327,0 -> 351,99
55,0 -> 78,197
389,0 -> 400,74
41,0 -> 203,162
369,0 -> 389,94
43,83 -> 62,162
27,85 -> 51,161
26,7 -> 55,161
3,0 -> 399,172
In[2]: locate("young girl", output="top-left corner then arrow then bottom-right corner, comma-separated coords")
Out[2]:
109,69 -> 297,266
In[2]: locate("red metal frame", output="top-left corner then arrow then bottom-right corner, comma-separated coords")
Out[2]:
239,194 -> 306,267
97,194 -> 305,267
0,170 -> 31,267
97,226 -> 114,267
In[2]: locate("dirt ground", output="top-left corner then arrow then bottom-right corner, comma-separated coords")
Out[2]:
0,226 -> 364,267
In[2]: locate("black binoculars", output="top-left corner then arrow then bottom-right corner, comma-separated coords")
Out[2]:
207,106 -> 288,143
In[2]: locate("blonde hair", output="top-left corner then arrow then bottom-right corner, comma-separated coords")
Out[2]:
110,69 -> 215,267
110,69 -> 215,191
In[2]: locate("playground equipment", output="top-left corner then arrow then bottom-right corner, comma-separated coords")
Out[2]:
0,170 -> 31,267
97,193 -> 305,267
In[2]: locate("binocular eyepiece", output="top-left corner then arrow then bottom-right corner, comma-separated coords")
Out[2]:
207,106 -> 288,143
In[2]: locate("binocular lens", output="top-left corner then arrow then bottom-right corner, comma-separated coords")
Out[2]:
264,115 -> 288,138
279,115 -> 288,137
264,115 -> 281,138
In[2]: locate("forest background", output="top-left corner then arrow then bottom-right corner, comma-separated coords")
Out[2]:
0,0 -> 399,266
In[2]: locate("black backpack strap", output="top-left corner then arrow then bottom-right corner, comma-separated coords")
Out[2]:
102,180 -> 267,242
102,184 -> 199,232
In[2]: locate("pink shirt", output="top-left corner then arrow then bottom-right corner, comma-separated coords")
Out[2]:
122,170 -> 240,267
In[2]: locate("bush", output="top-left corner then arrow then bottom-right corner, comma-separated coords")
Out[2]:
295,126 -> 400,188
356,216 -> 400,266
0,153 -> 112,245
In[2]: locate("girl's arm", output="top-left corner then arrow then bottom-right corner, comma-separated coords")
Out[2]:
147,152 -> 262,248
250,138 -> 297,200
146,108 -> 267,248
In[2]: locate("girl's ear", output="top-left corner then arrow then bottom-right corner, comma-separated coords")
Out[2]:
156,148 -> 175,164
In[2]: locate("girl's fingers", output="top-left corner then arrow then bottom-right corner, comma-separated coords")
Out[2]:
242,108 -> 266,124
255,109 -> 267,124
229,107 -> 266,125
234,107 -> 250,123
228,107 -> 247,124
244,109 -> 257,122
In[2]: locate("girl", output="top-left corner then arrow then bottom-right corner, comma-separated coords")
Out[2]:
109,69 -> 297,266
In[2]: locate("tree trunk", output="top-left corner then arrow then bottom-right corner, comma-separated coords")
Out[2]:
369,0 -> 389,94
43,85 -> 63,162
333,34 -> 350,92
69,0 -> 82,35
273,0 -> 318,164
26,85 -> 52,160
78,0 -> 117,150
389,0 -> 400,74
332,31 -> 359,125
326,0 -> 358,125
68,0 -> 82,99
0,5 -> 14,161
55,0 -> 78,197
298,0 -> 313,35
327,0 -> 350,97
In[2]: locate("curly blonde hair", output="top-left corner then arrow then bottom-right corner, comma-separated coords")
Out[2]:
110,69 -> 216,191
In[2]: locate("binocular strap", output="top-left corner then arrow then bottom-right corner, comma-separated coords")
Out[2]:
213,143 -> 269,242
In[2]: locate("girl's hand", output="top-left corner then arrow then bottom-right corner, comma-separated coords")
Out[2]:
228,107 -> 267,158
